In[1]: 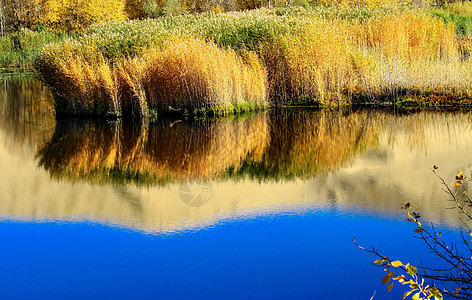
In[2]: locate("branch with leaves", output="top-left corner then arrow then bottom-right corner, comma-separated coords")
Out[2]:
356,166 -> 472,300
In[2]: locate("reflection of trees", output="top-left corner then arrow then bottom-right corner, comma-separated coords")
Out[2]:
0,78 -> 55,151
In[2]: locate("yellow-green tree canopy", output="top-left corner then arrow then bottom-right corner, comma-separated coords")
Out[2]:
1,0 -> 126,33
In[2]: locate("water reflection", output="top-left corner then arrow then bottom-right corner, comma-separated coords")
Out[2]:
0,78 -> 55,152
237,109 -> 381,180
2,78 -> 472,232
37,110 -> 382,184
38,115 -> 269,183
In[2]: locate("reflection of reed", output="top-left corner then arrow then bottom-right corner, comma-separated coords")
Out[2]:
382,111 -> 465,150
40,110 -> 468,186
37,114 -> 270,183
309,111 -> 472,227
5,93 -> 472,232
0,79 -> 55,150
36,110 -> 386,184
236,110 -> 382,180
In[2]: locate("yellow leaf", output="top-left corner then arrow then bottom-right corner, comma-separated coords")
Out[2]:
454,182 -> 461,187
388,270 -> 395,278
391,260 -> 403,267
388,283 -> 394,292
412,292 -> 420,300
402,290 -> 413,299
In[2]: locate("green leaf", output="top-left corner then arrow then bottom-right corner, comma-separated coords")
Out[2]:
406,264 -> 417,276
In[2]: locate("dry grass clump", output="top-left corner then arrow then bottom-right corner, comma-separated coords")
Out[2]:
35,6 -> 472,117
267,19 -> 354,104
36,37 -> 267,117
122,39 -> 267,115
246,11 -> 458,105
348,13 -> 459,100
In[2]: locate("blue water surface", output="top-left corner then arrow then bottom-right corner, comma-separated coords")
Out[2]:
0,209 -> 456,300
2,76 -> 471,300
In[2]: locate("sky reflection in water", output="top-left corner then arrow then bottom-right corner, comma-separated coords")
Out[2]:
0,79 -> 470,299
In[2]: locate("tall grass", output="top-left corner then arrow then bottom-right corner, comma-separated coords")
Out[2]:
121,39 -> 267,115
37,37 -> 267,117
431,2 -> 472,37
0,27 -> 67,68
35,6 -> 472,117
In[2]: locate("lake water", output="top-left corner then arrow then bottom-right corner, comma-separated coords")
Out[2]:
0,78 -> 470,299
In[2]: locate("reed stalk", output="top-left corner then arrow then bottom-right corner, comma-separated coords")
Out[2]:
34,6 -> 472,117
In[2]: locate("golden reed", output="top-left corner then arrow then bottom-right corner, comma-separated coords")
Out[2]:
37,38 -> 267,117
35,8 -> 471,117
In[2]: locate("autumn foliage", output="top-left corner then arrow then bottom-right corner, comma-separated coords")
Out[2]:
35,7 -> 472,117
0,0 -> 126,33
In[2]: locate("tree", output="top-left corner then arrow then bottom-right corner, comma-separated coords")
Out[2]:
124,0 -> 146,18
356,167 -> 472,300
0,0 -> 127,34
57,0 -> 126,32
